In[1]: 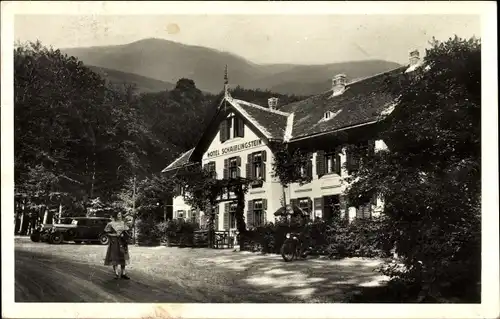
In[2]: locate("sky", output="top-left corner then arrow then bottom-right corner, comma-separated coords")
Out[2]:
15,14 -> 481,65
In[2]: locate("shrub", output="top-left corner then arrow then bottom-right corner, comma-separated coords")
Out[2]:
241,216 -> 391,259
158,219 -> 200,247
136,214 -> 162,246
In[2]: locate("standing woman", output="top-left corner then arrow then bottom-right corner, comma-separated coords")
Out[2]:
104,211 -> 131,279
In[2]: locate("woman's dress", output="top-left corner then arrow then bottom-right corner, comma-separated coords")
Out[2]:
104,221 -> 131,266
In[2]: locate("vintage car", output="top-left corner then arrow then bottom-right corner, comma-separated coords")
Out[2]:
30,217 -> 73,242
47,216 -> 111,245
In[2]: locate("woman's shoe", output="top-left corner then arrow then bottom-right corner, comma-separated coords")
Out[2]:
121,274 -> 130,280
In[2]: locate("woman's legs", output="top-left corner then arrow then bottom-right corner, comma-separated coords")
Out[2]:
112,265 -> 120,278
120,263 -> 130,279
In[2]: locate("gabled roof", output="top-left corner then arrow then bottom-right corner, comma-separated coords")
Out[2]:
227,98 -> 290,140
161,148 -> 194,173
279,66 -> 406,140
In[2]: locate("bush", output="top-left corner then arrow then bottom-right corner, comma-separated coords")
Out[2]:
158,219 -> 200,247
136,214 -> 162,246
241,216 -> 391,259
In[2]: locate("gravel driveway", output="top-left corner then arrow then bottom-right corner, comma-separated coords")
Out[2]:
15,237 -> 389,302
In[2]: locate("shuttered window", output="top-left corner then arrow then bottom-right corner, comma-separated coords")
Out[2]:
313,197 -> 324,219
233,117 -> 245,138
203,161 -> 217,178
356,202 -> 372,219
316,151 -> 326,177
246,151 -> 267,181
224,203 -> 237,230
224,156 -> 241,179
253,199 -> 266,227
325,152 -> 342,175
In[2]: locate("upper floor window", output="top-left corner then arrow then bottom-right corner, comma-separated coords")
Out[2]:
233,117 -> 245,138
246,151 -> 267,182
229,157 -> 239,179
224,156 -> 241,179
203,161 -> 217,178
220,114 -> 244,142
316,150 -> 341,177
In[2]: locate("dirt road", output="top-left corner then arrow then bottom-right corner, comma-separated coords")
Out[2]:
15,238 -> 388,302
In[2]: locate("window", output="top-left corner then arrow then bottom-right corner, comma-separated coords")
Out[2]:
247,151 -> 266,183
324,111 -> 333,120
325,152 -> 341,175
190,210 -> 198,223
253,199 -> 265,227
229,157 -> 238,179
204,161 -> 217,178
233,117 -> 244,138
177,210 -> 185,219
253,153 -> 263,179
229,203 -> 237,229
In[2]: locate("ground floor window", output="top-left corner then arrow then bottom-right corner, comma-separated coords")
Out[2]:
253,200 -> 265,227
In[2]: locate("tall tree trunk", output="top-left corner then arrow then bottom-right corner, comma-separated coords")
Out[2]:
90,147 -> 96,199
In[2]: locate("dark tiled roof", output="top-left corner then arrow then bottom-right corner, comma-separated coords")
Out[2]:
280,66 -> 406,140
230,98 -> 290,140
162,66 -> 407,172
161,148 -> 194,173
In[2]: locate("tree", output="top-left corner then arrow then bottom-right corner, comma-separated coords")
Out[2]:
344,36 -> 481,301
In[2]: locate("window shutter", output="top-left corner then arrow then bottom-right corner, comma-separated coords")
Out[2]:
306,157 -> 313,179
236,167 -> 241,178
224,203 -> 230,230
290,198 -> 298,208
316,151 -> 325,177
335,154 -> 342,175
307,198 -> 313,216
365,205 -> 372,219
261,150 -> 267,162
203,163 -> 208,171
246,154 -> 253,179
356,206 -> 363,219
237,117 -> 245,137
220,120 -> 227,143
261,162 -> 266,181
262,199 -> 268,210
223,158 -> 229,179
236,156 -> 241,167
246,200 -> 254,228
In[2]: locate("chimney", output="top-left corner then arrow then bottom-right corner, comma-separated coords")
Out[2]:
409,49 -> 420,66
268,97 -> 279,109
332,74 -> 347,97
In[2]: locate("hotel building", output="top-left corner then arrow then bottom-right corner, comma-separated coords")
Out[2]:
162,50 -> 423,231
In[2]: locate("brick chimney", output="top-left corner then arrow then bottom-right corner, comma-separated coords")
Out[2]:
268,97 -> 278,109
332,74 -> 347,97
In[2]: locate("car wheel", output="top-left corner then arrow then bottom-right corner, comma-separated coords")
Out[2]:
50,233 -> 64,244
98,234 -> 109,245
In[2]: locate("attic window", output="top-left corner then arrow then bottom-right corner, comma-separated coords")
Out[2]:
321,109 -> 343,122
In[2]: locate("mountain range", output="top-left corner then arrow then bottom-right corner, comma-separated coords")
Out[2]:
62,38 -> 402,95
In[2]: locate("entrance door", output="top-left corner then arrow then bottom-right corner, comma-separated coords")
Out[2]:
323,195 -> 340,220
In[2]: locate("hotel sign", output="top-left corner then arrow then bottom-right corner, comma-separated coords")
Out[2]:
207,139 -> 262,158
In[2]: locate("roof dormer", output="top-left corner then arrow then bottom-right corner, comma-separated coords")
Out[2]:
320,109 -> 343,123
331,74 -> 347,97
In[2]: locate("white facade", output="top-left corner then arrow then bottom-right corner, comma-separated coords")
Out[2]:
172,112 -> 387,231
